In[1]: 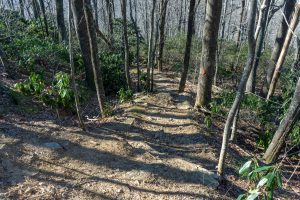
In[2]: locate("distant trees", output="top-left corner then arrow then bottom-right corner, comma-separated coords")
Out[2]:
194,0 -> 222,108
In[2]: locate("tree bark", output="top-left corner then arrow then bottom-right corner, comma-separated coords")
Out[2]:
178,0 -> 197,93
236,0 -> 245,47
267,4 -> 300,100
55,0 -> 67,42
261,0 -> 297,97
264,78 -> 300,163
194,0 -> 222,108
92,0 -> 99,28
19,0 -> 25,18
32,0 -> 40,20
245,0 -> 271,93
120,0 -> 132,90
217,0 -> 257,177
157,0 -> 169,72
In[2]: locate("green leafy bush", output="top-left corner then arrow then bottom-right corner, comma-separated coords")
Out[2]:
238,159 -> 283,200
118,88 -> 133,103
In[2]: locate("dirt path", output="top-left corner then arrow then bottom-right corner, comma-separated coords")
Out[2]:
0,72 -> 235,199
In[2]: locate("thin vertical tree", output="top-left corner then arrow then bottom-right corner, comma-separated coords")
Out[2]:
120,0 -> 132,90
147,0 -> 157,90
245,0 -> 271,93
178,0 -> 197,93
267,3 -> 300,100
236,0 -> 245,47
39,0 -> 49,36
19,0 -> 25,18
106,0 -> 114,47
217,0 -> 257,177
157,0 -> 169,72
194,0 -> 222,108
264,78 -> 300,163
68,0 -> 85,130
56,0 -> 67,42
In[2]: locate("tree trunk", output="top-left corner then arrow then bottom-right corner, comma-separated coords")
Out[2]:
236,0 -> 245,47
92,0 -> 99,28
55,0 -> 67,42
261,0 -> 297,97
194,0 -> 222,108
129,0 -> 140,91
39,0 -> 49,36
178,0 -> 197,93
82,0 -> 106,116
157,0 -> 169,72
68,0 -> 85,130
264,78 -> 300,163
19,0 -> 25,18
245,0 -> 271,93
267,4 -> 300,100
71,0 -> 106,117
32,0 -> 40,19
217,0 -> 257,177
293,37 -> 300,71
106,0 -> 114,47
120,0 -> 132,90
147,0 -> 157,90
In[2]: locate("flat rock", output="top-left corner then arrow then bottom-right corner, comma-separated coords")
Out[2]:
43,142 -> 63,151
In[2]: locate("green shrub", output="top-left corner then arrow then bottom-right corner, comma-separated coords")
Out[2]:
118,88 -> 133,103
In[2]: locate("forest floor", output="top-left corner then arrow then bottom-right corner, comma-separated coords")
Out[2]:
0,69 -> 299,199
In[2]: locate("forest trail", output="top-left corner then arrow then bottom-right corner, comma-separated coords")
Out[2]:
0,71 -> 233,200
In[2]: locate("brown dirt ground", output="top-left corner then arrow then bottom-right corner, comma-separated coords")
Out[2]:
0,70 -> 299,200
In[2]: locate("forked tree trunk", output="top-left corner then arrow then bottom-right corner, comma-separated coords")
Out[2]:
178,0 -> 197,93
261,0 -> 296,97
217,0 -> 257,177
194,0 -> 222,108
68,0 -> 85,130
56,0 -> 67,42
264,78 -> 300,163
157,0 -> 169,72
267,4 -> 300,100
147,0 -> 157,90
245,0 -> 271,93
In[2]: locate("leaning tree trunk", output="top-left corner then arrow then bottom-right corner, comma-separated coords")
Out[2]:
245,0 -> 271,93
267,4 -> 300,100
56,0 -> 67,42
264,78 -> 300,163
194,0 -> 222,108
147,0 -> 157,90
120,0 -> 132,90
157,0 -> 169,72
217,0 -> 257,177
178,0 -> 197,93
71,0 -> 106,116
261,0 -> 297,97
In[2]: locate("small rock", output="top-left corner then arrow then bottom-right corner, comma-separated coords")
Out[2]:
43,142 -> 63,150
